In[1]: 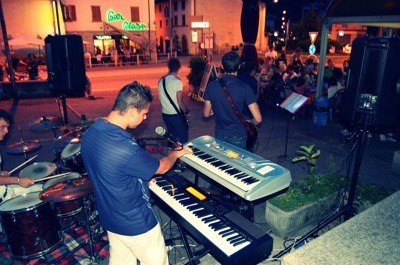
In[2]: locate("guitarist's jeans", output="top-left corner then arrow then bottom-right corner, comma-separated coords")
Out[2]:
162,113 -> 189,144
218,135 -> 246,150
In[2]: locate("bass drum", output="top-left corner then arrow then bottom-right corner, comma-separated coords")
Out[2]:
0,192 -> 62,259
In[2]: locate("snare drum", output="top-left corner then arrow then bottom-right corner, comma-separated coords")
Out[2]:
61,141 -> 84,173
43,172 -> 84,217
0,192 -> 62,259
19,162 -> 57,181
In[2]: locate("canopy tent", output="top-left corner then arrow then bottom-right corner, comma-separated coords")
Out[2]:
7,34 -> 44,46
103,22 -> 144,45
316,0 -> 400,97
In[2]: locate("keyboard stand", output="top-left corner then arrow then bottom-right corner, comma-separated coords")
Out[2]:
175,222 -> 209,265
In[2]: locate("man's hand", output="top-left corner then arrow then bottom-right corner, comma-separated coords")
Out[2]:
0,171 -> 10,177
17,177 -> 35,188
174,146 -> 193,158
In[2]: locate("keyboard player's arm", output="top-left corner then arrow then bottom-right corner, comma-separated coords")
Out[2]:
155,146 -> 192,174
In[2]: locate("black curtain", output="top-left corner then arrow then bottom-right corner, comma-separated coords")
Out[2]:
240,0 -> 259,64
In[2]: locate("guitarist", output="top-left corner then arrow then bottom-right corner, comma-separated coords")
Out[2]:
203,52 -> 262,151
158,58 -> 189,144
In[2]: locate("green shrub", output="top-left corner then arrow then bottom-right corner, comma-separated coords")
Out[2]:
269,173 -> 345,212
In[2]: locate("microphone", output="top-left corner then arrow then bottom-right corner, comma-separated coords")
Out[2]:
155,126 -> 179,145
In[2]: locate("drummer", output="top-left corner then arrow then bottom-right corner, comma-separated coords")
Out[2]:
0,109 -> 42,203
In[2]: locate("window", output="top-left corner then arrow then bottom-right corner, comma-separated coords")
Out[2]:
174,16 -> 178,26
173,1 -> 178,11
166,19 -> 169,27
131,6 -> 140,22
159,20 -> 162,29
181,0 -> 186,10
164,6 -> 169,17
63,5 -> 76,21
182,15 -> 186,26
158,4 -> 161,13
91,6 -> 101,22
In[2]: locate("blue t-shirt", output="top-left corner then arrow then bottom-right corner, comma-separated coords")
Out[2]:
81,119 -> 160,236
204,75 -> 257,138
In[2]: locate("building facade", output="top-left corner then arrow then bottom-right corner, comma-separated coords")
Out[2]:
62,0 -> 156,60
155,0 -> 247,56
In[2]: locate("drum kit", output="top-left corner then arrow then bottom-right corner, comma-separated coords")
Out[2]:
0,115 -> 103,262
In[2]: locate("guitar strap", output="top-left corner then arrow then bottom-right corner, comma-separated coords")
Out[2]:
218,78 -> 252,134
162,77 -> 184,116
162,77 -> 188,128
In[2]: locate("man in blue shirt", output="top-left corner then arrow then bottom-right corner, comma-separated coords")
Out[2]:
203,52 -> 262,149
81,82 -> 192,265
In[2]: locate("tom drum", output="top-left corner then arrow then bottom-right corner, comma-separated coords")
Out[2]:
0,192 -> 62,259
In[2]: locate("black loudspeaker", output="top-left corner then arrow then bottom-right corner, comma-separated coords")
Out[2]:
45,35 -> 86,97
341,37 -> 400,131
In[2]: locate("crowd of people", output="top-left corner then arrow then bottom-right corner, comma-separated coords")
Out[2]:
258,45 -> 349,109
0,52 -> 39,81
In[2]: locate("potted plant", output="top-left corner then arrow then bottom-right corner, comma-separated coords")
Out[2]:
265,146 -> 394,238
291,144 -> 321,174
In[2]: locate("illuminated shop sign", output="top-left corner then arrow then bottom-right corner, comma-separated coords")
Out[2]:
122,21 -> 147,31
106,9 -> 148,31
94,35 -> 113,40
107,9 -> 125,22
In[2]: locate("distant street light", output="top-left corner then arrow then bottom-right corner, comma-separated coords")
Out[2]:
265,0 -> 278,46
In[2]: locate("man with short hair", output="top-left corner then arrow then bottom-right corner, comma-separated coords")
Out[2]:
0,109 -> 41,203
81,82 -> 192,265
158,58 -> 189,144
203,52 -> 262,149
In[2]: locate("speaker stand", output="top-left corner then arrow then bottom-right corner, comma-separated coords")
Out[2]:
58,94 -> 69,125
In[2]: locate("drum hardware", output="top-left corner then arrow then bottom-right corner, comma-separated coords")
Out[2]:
39,174 -> 101,263
0,192 -> 62,260
19,162 -> 57,182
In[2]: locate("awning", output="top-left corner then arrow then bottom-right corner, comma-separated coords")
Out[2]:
102,22 -> 144,44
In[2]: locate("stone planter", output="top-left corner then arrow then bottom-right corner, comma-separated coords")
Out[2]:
265,193 -> 338,238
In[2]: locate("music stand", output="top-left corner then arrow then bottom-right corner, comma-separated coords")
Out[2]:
277,93 -> 309,162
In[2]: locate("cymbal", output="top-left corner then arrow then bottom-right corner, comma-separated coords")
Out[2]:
58,119 -> 95,133
39,176 -> 93,202
29,116 -> 63,131
7,140 -> 42,154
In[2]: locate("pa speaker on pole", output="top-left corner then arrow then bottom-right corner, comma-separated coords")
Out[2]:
340,37 -> 400,131
45,35 -> 86,97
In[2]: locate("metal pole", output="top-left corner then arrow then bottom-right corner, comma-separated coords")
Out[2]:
148,0 -> 151,61
169,0 -> 173,57
54,0 -> 61,35
0,0 -> 18,101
